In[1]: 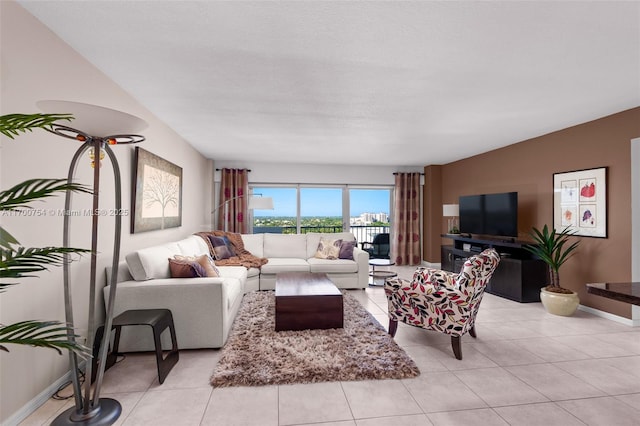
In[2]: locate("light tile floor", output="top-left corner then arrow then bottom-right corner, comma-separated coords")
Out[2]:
21,265 -> 640,426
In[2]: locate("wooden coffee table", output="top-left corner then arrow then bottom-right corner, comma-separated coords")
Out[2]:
275,272 -> 343,331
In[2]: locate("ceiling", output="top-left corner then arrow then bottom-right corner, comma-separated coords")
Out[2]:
19,1 -> 640,167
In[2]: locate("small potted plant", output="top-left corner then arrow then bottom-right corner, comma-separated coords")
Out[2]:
524,224 -> 580,316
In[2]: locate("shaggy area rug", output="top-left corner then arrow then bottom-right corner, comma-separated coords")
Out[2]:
210,291 -> 420,387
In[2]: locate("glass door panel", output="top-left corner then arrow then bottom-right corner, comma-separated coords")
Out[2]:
349,188 -> 391,245
251,187 -> 297,233
300,188 -> 343,234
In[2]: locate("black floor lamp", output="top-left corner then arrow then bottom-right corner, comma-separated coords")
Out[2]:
38,101 -> 147,426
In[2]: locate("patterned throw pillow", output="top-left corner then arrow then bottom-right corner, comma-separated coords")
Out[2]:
338,240 -> 356,260
174,254 -> 220,277
208,236 -> 234,260
315,237 -> 343,260
221,236 -> 237,257
168,258 -> 207,278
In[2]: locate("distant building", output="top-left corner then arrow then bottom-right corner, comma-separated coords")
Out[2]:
349,212 -> 389,225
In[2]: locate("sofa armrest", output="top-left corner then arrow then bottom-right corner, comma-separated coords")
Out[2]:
103,277 -> 233,350
353,246 -> 370,288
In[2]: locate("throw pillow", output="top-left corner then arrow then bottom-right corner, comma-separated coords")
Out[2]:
175,254 -> 220,277
221,236 -> 237,257
338,240 -> 356,260
196,254 -> 220,277
208,235 -> 234,260
315,237 -> 343,260
168,258 -> 207,278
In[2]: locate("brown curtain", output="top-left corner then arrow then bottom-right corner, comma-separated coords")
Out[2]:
218,168 -> 249,233
392,172 -> 421,265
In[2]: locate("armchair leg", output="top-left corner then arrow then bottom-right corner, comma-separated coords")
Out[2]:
388,319 -> 398,337
451,336 -> 462,360
469,325 -> 477,339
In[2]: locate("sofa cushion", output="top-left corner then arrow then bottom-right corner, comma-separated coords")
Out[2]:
260,258 -> 310,274
126,242 -> 181,281
169,258 -> 207,278
307,257 -> 359,273
246,267 -> 260,278
264,234 -> 307,258
216,265 -> 249,282
176,235 -> 209,257
240,234 -> 264,257
306,232 -> 356,258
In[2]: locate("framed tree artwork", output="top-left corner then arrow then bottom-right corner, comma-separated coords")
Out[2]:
132,147 -> 182,233
553,166 -> 607,238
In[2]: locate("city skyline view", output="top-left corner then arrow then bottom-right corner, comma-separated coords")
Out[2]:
252,187 -> 391,218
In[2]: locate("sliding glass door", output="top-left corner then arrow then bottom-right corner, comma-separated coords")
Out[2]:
250,185 -> 391,237
348,188 -> 391,245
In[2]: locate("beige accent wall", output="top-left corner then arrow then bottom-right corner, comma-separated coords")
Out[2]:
0,2 -> 213,422
426,107 -> 640,319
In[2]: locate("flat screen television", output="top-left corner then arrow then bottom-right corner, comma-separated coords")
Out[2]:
459,192 -> 518,237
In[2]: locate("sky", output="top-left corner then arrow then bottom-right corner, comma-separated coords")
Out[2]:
252,187 -> 390,217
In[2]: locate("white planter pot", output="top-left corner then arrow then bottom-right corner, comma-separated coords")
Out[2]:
540,288 -> 580,316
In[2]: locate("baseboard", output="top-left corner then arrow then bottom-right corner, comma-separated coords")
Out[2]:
578,304 -> 640,327
3,362 -> 84,426
421,261 -> 441,268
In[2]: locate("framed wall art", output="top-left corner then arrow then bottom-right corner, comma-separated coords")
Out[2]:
553,166 -> 607,238
132,147 -> 182,233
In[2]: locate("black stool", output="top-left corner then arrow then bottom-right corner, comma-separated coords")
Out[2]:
106,309 -> 179,384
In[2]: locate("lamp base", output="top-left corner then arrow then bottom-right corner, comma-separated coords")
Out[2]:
51,398 -> 121,426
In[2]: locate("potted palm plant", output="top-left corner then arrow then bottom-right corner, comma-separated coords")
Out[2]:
0,113 -> 90,356
524,224 -> 580,316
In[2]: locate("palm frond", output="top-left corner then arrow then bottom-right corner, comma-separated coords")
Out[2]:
0,226 -> 19,250
0,178 -> 91,212
0,246 -> 90,283
0,113 -> 73,139
0,320 -> 90,357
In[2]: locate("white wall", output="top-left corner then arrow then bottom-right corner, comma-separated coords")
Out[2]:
0,2 -> 212,423
214,160 -> 423,186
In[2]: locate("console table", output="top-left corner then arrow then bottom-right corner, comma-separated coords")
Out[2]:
441,234 -> 547,303
586,282 -> 640,306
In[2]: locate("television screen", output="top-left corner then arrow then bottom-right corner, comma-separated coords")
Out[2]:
459,192 -> 518,237
459,194 -> 484,235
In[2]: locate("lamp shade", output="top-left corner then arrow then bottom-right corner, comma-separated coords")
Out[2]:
37,100 -> 148,136
443,204 -> 459,217
249,196 -> 274,210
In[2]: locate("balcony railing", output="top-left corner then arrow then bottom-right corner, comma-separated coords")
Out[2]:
252,225 -> 390,245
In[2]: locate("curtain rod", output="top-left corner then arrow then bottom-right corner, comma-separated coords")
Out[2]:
393,172 -> 424,175
215,168 -> 252,172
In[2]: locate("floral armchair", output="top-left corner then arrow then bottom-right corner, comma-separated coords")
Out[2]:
384,248 -> 500,360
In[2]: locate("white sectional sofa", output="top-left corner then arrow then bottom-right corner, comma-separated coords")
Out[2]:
240,232 -> 369,291
104,232 -> 368,352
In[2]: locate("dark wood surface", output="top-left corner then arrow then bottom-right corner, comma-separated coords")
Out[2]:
586,282 -> 640,306
441,234 -> 547,303
275,272 -> 343,331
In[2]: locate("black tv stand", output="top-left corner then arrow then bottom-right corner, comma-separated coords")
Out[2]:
441,234 -> 547,303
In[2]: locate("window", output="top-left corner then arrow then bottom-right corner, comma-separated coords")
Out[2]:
252,187 -> 297,233
250,185 -> 391,237
300,188 -> 343,233
349,188 -> 391,244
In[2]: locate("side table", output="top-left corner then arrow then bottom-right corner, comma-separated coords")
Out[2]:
369,259 -> 397,287
101,309 -> 179,384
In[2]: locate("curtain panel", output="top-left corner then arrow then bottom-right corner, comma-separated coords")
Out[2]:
218,168 -> 249,233
392,172 -> 421,265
